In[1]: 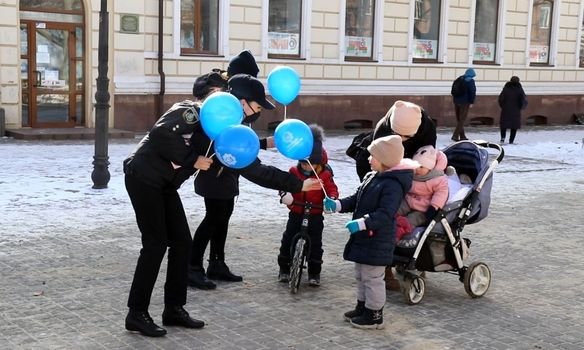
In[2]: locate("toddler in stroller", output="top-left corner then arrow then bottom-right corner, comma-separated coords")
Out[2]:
392,140 -> 505,304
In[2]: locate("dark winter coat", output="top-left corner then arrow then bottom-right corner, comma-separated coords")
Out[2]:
452,76 -> 477,105
123,100 -> 204,189
372,108 -> 437,159
498,81 -> 526,130
353,108 -> 436,180
339,168 -> 414,266
194,135 -> 304,199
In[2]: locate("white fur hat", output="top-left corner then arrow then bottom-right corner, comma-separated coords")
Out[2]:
389,100 -> 422,136
413,145 -> 437,169
367,135 -> 404,169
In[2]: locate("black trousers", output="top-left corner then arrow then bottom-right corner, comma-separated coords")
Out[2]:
190,197 -> 234,266
500,128 -> 517,143
125,175 -> 192,311
278,212 -> 324,275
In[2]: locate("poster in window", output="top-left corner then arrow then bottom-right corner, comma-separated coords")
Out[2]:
473,42 -> 495,61
345,36 -> 372,57
413,39 -> 437,59
268,32 -> 299,55
529,45 -> 548,63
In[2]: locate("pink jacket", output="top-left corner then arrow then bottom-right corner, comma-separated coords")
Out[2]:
405,150 -> 449,212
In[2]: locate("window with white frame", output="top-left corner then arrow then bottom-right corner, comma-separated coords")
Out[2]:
530,0 -> 553,65
180,0 -> 219,55
473,0 -> 499,63
580,9 -> 584,67
413,0 -> 441,61
345,0 -> 375,60
268,0 -> 302,58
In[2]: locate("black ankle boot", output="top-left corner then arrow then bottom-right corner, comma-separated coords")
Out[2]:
207,260 -> 243,282
349,307 -> 384,330
188,266 -> 217,290
125,310 -> 167,337
343,300 -> 365,322
162,305 -> 205,329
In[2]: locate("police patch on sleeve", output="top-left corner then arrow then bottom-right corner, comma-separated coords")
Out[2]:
182,107 -> 199,125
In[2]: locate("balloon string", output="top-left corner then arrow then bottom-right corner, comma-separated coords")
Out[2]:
284,105 -> 287,120
193,141 -> 215,181
307,160 -> 328,198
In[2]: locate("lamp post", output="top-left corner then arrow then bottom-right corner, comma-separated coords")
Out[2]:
92,0 -> 110,189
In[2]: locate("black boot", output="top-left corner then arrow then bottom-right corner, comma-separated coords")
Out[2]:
162,305 -> 205,329
343,300 -> 365,322
207,260 -> 243,282
349,307 -> 384,330
188,266 -> 217,290
125,310 -> 167,337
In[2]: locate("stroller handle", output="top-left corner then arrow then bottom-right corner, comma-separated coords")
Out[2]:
471,140 -> 505,163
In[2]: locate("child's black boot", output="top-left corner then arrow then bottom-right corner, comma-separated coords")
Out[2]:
207,259 -> 243,282
349,307 -> 384,330
343,300 -> 365,321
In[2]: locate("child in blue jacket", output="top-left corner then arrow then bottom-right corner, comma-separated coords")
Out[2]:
324,135 -> 415,330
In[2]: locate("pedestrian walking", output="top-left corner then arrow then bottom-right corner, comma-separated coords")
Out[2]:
450,68 -> 477,141
498,76 -> 527,144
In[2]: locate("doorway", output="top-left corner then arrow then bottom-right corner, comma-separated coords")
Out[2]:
20,1 -> 85,128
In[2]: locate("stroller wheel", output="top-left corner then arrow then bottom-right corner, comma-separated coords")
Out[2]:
402,275 -> 425,305
463,261 -> 491,298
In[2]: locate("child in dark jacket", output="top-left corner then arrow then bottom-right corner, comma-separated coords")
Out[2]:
324,135 -> 415,330
278,125 -> 339,286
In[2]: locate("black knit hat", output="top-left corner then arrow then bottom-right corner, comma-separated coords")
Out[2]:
227,50 -> 259,77
192,70 -> 228,99
308,124 -> 324,163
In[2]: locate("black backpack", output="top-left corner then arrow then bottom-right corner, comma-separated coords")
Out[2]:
451,76 -> 466,97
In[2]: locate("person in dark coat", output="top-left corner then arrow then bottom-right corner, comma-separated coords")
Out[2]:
324,135 -> 415,330
352,100 -> 436,290
354,100 -> 436,181
188,74 -> 322,289
451,68 -> 477,141
498,76 -> 527,144
122,98 -> 214,337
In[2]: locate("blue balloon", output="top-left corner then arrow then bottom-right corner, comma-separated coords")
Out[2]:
200,92 -> 243,140
274,119 -> 313,160
214,125 -> 260,169
267,66 -> 301,105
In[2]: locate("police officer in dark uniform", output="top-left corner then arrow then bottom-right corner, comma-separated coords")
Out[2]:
123,98 -> 213,337
188,74 -> 322,289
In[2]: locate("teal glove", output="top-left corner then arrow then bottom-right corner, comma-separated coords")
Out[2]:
345,218 -> 366,234
323,196 -> 339,213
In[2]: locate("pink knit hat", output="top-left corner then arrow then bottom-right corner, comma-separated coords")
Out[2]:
413,145 -> 437,169
367,135 -> 404,169
389,100 -> 422,136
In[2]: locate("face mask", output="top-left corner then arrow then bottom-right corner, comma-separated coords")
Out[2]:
243,111 -> 261,124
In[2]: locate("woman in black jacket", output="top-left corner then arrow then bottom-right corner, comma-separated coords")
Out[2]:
123,99 -> 214,337
188,74 -> 321,289
498,76 -> 527,144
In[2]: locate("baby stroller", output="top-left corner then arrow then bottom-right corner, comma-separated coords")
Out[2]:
392,140 -> 505,304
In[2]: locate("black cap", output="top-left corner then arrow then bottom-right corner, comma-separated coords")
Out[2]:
227,50 -> 259,77
228,74 -> 275,110
192,70 -> 228,99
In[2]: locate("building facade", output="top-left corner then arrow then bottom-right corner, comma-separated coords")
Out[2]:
1,0 -> 584,132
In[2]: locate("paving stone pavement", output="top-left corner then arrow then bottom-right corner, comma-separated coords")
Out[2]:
1,126 -> 584,349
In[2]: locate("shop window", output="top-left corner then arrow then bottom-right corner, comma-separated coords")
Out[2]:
413,0 -> 441,62
345,0 -> 375,61
579,9 -> 584,67
268,0 -> 302,58
473,0 -> 499,64
181,0 -> 219,55
529,0 -> 553,65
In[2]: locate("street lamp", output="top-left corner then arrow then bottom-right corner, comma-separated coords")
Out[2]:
92,0 -> 110,189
